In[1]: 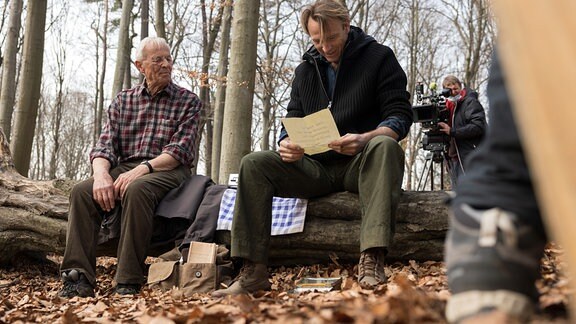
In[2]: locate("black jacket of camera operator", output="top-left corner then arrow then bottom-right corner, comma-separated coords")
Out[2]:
448,88 -> 487,166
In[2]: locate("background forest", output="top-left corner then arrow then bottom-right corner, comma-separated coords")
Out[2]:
0,0 -> 495,189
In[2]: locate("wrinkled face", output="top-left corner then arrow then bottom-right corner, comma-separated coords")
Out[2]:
136,44 -> 173,90
444,82 -> 462,97
307,17 -> 350,66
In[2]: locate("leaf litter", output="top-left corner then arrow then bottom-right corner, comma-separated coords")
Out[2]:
0,244 -> 570,323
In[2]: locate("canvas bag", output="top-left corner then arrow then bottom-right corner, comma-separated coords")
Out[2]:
147,245 -> 233,297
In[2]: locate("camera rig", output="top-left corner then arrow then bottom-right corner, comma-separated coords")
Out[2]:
412,82 -> 451,163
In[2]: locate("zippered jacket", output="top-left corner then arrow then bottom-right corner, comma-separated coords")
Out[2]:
279,26 -> 412,162
449,88 -> 487,166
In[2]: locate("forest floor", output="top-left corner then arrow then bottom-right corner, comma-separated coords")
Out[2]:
0,245 -> 571,323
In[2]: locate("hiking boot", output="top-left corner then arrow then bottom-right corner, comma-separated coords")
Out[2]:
358,247 -> 387,288
115,283 -> 141,295
211,260 -> 271,297
59,269 -> 95,298
445,203 -> 547,323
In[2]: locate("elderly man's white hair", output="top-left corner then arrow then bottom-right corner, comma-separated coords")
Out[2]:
135,37 -> 170,61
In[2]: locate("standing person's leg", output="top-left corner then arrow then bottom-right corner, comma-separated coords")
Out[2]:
115,163 -> 189,293
445,52 -> 547,323
343,135 -> 405,287
213,150 -> 344,296
448,159 -> 461,189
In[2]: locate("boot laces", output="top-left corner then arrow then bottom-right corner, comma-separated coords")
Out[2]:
60,280 -> 78,296
359,251 -> 376,277
238,261 -> 256,283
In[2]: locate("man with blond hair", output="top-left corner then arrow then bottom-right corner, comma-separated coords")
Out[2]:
213,0 -> 412,296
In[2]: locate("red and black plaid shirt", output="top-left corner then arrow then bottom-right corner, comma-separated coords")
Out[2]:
90,82 -> 202,168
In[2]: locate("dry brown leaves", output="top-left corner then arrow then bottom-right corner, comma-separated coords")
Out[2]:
0,245 -> 570,323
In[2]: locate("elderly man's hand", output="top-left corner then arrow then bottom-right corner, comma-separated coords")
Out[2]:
113,166 -> 149,200
93,172 -> 117,212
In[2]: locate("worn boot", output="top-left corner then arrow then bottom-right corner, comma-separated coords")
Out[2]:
212,260 -> 271,297
358,247 -> 387,288
445,204 -> 547,323
115,283 -> 141,295
58,269 -> 95,298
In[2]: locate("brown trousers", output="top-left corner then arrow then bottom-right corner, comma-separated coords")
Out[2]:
60,161 -> 190,286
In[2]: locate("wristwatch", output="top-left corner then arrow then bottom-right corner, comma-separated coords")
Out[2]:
141,160 -> 154,173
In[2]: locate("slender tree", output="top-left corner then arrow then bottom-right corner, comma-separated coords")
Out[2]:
198,0 -> 225,175
94,0 -> 110,142
211,0 -> 233,182
48,39 -> 67,179
139,0 -> 149,84
0,0 -> 24,142
219,0 -> 260,184
155,0 -> 166,38
111,0 -> 133,96
10,0 -> 48,176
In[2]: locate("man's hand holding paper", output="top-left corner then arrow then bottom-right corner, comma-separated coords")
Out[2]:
328,133 -> 370,156
281,109 -> 341,155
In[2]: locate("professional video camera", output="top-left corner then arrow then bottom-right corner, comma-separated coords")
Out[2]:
412,82 -> 451,163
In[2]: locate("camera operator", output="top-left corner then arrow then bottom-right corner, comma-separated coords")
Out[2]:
437,75 -> 487,187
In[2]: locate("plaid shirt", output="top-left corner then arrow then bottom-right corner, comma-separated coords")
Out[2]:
90,82 -> 201,168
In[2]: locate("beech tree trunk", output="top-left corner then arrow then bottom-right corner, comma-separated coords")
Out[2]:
218,0 -> 260,183
0,0 -> 24,141
10,0 -> 48,176
0,161 -> 449,264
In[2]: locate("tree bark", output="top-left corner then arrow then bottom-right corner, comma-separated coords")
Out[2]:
111,0 -> 133,96
10,0 -> 48,177
218,0 -> 260,183
0,0 -> 23,142
211,1 -> 232,183
139,0 -> 149,84
154,0 -> 166,39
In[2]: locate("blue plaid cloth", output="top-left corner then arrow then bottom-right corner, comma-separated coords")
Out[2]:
216,189 -> 307,235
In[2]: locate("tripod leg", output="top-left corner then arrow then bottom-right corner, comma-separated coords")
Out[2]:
417,157 -> 432,191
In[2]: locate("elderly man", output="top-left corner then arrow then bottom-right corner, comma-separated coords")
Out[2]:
59,37 -> 202,297
212,0 -> 411,297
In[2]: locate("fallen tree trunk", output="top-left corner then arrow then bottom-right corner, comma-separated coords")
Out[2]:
215,191 -> 450,265
0,169 -> 449,264
0,173 -> 71,263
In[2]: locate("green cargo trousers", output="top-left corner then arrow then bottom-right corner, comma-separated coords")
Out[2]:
231,135 -> 405,264
60,161 -> 190,286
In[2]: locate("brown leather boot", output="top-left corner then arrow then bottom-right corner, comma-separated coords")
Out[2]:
358,247 -> 387,288
212,260 -> 271,297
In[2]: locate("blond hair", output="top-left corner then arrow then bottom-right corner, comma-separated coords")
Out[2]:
300,0 -> 350,41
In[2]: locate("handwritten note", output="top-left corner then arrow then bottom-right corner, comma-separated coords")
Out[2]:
281,109 -> 340,155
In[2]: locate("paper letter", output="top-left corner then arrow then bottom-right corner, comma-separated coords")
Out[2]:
281,109 -> 340,155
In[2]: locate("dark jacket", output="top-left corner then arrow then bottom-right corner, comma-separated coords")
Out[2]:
449,88 -> 487,166
279,26 -> 412,162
